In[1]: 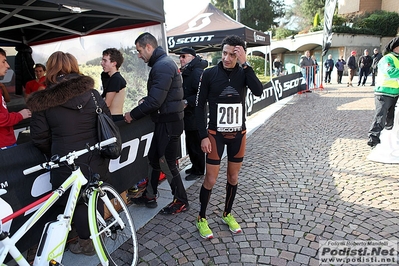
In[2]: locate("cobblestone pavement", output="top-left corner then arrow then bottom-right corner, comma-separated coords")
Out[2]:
118,80 -> 399,265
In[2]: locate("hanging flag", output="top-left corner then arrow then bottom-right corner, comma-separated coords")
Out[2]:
322,0 -> 337,56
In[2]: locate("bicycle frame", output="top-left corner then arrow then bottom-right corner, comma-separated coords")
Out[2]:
0,138 -> 120,266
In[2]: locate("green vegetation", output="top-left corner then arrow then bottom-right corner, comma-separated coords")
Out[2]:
313,13 -> 321,27
79,64 -> 103,90
248,56 -> 271,84
309,11 -> 399,37
273,28 -> 298,40
213,0 -> 285,32
257,74 -> 270,84
352,11 -> 399,37
332,14 -> 346,26
248,55 -> 267,77
290,0 -> 325,29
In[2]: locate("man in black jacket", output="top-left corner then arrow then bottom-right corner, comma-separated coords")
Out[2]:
194,35 -> 263,239
324,54 -> 334,84
124,32 -> 189,215
176,47 -> 208,181
357,49 -> 372,86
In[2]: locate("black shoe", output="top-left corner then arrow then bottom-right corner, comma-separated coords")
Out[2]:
131,195 -> 157,208
160,200 -> 189,215
362,84 -> 365,86
185,173 -> 203,181
371,83 -> 375,86
185,168 -> 192,174
367,136 -> 380,147
385,124 -> 393,130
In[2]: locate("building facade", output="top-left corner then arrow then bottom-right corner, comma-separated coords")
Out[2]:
248,0 -> 398,78
338,0 -> 398,15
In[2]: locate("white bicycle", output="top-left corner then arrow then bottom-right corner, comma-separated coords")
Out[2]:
0,137 -> 138,266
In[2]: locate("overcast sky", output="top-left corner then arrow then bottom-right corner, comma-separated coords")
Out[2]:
164,0 -> 210,30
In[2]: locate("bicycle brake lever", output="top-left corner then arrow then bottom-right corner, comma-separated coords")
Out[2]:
92,173 -> 101,181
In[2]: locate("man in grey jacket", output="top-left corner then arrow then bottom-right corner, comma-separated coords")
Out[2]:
299,50 -> 314,91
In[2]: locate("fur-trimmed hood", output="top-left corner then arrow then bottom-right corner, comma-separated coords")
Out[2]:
27,74 -> 95,112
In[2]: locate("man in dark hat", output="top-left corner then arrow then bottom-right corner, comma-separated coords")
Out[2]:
367,37 -> 399,147
175,47 -> 208,181
176,47 -> 196,58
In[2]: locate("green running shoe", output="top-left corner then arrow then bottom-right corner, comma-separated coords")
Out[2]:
222,213 -> 242,233
196,218 -> 213,239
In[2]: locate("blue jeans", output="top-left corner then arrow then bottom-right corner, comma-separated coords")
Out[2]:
302,67 -> 314,88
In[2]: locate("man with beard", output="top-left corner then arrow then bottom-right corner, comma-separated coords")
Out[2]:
124,32 -> 189,215
194,35 -> 263,239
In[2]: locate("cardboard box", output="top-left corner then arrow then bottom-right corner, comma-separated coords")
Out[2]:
104,190 -> 128,219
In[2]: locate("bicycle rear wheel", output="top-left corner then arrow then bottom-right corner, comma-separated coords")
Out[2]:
90,184 -> 138,266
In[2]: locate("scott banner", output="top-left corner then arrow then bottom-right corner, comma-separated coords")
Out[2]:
246,71 -> 305,115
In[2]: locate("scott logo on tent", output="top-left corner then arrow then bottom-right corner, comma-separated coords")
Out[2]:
168,35 -> 214,48
253,32 -> 266,42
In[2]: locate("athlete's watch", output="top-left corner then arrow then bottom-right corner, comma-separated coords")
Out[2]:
183,99 -> 188,105
241,61 -> 250,68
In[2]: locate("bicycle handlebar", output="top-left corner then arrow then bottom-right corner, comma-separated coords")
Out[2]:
23,137 -> 117,175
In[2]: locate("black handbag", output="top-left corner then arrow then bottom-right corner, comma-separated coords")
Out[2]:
91,91 -> 122,159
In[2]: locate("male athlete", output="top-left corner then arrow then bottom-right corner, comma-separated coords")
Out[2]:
194,35 -> 263,239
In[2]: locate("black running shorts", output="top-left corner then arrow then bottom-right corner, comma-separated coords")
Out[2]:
206,129 -> 246,165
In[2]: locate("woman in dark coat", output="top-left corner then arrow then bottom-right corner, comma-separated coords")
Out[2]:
26,51 -> 111,256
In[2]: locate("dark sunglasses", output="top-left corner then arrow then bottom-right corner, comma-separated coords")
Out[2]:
179,55 -> 186,59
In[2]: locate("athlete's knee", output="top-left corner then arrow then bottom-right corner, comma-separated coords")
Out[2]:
203,173 -> 217,189
227,173 -> 239,185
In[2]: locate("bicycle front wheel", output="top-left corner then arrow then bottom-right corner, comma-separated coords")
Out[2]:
89,184 -> 138,266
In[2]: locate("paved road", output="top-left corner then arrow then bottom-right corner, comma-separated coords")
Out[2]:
117,78 -> 399,266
